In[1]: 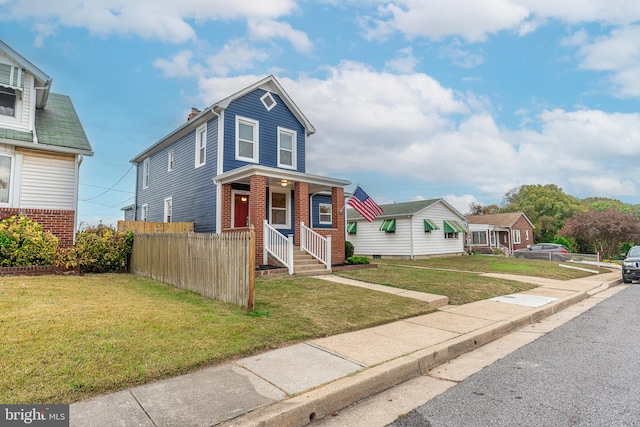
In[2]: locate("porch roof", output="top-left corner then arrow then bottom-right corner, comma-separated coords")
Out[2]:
213,165 -> 351,193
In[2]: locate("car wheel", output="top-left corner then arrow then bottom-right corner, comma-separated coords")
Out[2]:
623,275 -> 632,284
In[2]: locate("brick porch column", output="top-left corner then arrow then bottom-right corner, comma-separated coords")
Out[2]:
294,181 -> 309,246
221,183 -> 232,229
332,187 -> 346,264
249,175 -> 267,266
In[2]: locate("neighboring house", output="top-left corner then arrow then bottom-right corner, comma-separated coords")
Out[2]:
128,75 -> 350,270
0,41 -> 93,247
466,212 -> 534,255
346,199 -> 467,259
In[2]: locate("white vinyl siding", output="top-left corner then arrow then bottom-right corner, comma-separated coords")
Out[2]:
19,153 -> 75,209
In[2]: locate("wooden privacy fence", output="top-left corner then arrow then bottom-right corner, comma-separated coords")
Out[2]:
129,230 -> 255,309
118,220 -> 194,233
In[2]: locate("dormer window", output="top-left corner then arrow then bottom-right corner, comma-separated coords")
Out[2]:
0,87 -> 16,117
260,92 -> 276,111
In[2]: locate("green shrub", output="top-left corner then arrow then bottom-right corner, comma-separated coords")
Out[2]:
73,225 -> 134,273
345,241 -> 355,259
0,215 -> 58,266
345,256 -> 370,265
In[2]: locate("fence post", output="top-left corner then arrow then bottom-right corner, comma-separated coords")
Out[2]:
300,222 -> 306,252
247,226 -> 255,311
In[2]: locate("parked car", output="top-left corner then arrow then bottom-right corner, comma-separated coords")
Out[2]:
621,246 -> 640,284
513,243 -> 571,261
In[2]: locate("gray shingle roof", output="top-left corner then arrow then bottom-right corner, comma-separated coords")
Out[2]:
0,127 -> 32,142
35,93 -> 93,155
348,199 -> 440,220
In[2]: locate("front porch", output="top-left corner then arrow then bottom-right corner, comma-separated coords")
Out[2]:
215,165 -> 350,273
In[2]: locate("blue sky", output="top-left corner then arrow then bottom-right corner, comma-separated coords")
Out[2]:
1,0 -> 639,227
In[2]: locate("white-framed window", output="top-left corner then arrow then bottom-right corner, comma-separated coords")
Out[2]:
0,86 -> 17,117
525,230 -> 530,241
444,232 -> 458,239
277,127 -> 296,169
164,197 -> 172,223
236,116 -> 259,163
319,203 -> 332,225
195,125 -> 206,168
513,229 -> 522,244
269,188 -> 290,228
260,92 -> 276,111
142,158 -> 150,189
0,154 -> 14,206
168,150 -> 174,171
472,231 -> 487,245
141,204 -> 148,221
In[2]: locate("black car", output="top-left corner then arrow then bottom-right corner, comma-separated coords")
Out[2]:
621,246 -> 640,283
513,243 -> 571,261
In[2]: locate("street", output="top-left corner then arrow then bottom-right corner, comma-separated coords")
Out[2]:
386,283 -> 640,426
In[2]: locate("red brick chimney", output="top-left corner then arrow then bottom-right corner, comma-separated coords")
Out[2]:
188,108 -> 201,121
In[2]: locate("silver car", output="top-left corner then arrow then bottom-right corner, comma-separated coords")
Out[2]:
513,243 -> 571,261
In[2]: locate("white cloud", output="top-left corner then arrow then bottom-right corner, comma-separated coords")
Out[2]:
248,18 -> 313,54
443,194 -> 479,214
4,0 -> 300,44
385,47 -> 419,73
438,40 -> 485,68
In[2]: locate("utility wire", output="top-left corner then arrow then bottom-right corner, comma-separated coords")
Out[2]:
84,165 -> 134,201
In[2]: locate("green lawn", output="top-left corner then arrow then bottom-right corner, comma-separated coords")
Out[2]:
0,274 -> 433,404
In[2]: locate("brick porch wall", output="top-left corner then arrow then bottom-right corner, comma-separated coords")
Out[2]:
294,182 -> 309,246
0,208 -> 75,248
249,175 -> 267,265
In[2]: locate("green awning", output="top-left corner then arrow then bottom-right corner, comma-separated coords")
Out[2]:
424,219 -> 439,231
380,219 -> 396,232
347,222 -> 357,234
443,220 -> 466,233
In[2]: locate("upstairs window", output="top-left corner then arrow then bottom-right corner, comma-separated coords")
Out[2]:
168,150 -> 174,171
278,127 -> 296,169
142,158 -> 150,189
236,116 -> 259,163
260,92 -> 276,111
195,125 -> 206,168
0,86 -> 16,117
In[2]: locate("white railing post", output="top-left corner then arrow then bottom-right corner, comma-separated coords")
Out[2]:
326,235 -> 331,268
263,220 -> 268,266
287,234 -> 294,275
300,222 -> 306,252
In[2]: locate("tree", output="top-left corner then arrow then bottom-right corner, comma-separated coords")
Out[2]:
502,184 -> 585,241
467,202 -> 500,216
582,197 -> 640,217
560,208 -> 640,259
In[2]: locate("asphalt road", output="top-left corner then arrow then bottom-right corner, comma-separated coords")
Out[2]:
386,284 -> 640,427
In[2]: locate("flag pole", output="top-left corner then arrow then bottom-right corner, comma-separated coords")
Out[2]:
340,183 -> 360,214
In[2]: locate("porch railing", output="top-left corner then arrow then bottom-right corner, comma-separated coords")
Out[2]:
300,222 -> 331,270
264,220 -> 294,274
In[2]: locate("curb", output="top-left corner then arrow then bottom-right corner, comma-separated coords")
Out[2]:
228,278 -> 621,427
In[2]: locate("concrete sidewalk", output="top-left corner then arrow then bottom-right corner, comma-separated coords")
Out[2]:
70,270 -> 621,427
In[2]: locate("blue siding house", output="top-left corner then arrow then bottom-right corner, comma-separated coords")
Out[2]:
129,76 -> 350,269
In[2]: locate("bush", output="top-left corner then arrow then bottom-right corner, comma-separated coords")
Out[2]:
345,256 -> 370,265
345,241 -> 355,259
0,215 -> 58,266
73,225 -> 134,273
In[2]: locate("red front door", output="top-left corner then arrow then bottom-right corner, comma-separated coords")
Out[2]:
233,193 -> 250,227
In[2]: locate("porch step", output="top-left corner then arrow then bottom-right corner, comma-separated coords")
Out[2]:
293,247 -> 331,276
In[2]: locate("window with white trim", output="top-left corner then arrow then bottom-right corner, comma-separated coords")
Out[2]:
0,154 -> 13,205
269,189 -> 290,228
513,229 -> 521,244
195,125 -> 206,167
525,230 -> 530,241
164,198 -> 172,223
0,86 -> 17,117
142,158 -> 150,189
278,127 -> 296,169
141,204 -> 148,221
168,150 -> 174,171
260,92 -> 276,111
236,116 -> 259,163
0,63 -> 24,120
319,203 -> 332,225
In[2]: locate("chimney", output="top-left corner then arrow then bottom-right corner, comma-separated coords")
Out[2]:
188,107 -> 201,121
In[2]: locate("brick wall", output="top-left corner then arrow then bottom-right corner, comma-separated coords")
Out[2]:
0,208 -> 75,247
221,183 -> 232,230
512,215 -> 534,251
249,175 -> 267,264
294,181 -> 309,246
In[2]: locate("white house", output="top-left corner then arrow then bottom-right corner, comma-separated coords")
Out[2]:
347,199 -> 467,259
0,40 -> 93,246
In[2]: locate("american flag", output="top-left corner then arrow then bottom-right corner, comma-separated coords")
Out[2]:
347,186 -> 383,222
